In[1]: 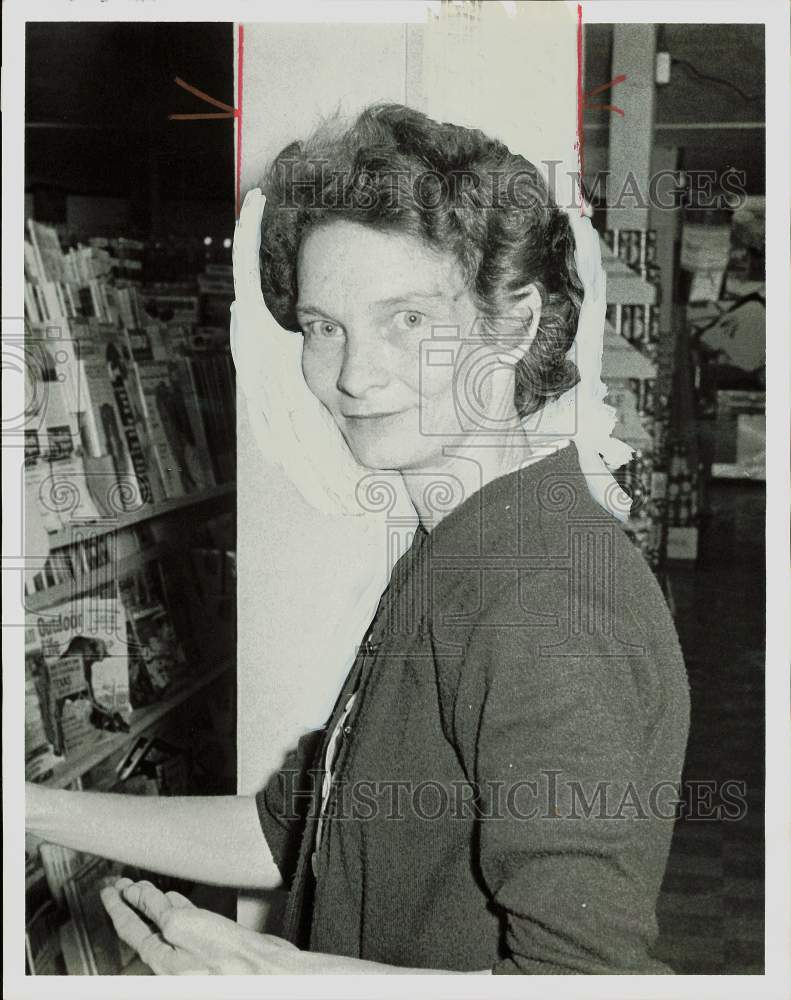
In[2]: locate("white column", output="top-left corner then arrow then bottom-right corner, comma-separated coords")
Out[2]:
606,24 -> 657,232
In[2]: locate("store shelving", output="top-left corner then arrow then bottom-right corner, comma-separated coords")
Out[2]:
46,482 -> 235,552
43,659 -> 232,791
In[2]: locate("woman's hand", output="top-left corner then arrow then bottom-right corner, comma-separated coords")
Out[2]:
101,878 -> 306,975
101,878 -> 491,975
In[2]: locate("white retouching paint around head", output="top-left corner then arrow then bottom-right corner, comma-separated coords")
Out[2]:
232,3 -> 633,526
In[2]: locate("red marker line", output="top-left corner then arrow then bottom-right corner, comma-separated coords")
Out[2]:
584,74 -> 626,117
586,73 -> 626,100
174,76 -> 236,114
236,24 -> 245,219
575,2 -> 584,213
169,112 -> 234,121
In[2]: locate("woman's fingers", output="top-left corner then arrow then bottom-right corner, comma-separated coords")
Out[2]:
100,884 -> 142,946
100,884 -> 178,974
121,882 -> 244,955
165,890 -> 196,908
258,932 -> 299,950
120,879 -> 173,928
105,878 -> 297,973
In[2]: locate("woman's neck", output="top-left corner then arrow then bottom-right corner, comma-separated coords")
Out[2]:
400,426 -> 551,531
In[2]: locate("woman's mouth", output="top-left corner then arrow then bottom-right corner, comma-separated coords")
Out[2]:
343,410 -> 401,420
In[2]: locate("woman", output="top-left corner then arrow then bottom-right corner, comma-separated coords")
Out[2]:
26,104 -> 690,975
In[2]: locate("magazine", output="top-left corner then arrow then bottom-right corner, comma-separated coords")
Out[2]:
151,322 -> 215,491
73,318 -> 165,509
124,326 -> 197,498
27,220 -> 67,284
185,327 -> 235,483
25,645 -> 58,783
33,598 -> 132,757
117,562 -> 189,706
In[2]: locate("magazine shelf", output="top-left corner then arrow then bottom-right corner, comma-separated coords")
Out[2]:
46,482 -> 235,552
26,481 -> 235,615
27,544 -> 175,615
23,218 -> 238,974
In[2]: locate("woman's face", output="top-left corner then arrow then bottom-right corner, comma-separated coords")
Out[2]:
297,220 -> 497,472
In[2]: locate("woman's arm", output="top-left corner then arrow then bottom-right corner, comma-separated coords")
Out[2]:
453,572 -> 689,975
26,782 -> 282,891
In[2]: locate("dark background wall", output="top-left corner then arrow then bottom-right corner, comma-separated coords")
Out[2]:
25,22 -> 234,236
584,23 -> 765,194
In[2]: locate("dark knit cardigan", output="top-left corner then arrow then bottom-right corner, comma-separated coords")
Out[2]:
256,442 -> 691,974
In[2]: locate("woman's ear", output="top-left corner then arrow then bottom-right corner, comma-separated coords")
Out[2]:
495,283 -> 542,367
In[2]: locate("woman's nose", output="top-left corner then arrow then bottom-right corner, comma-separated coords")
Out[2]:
336,338 -> 390,397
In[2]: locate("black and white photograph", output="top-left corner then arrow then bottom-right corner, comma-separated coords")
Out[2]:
3,0 -> 789,994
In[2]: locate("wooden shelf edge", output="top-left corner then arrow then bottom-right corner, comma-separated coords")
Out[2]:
44,660 -> 233,790
48,483 -> 236,551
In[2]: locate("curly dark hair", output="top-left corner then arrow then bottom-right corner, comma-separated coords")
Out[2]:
258,103 -> 582,418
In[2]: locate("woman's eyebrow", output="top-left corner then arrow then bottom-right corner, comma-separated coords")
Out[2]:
372,290 -> 449,309
297,289 -> 450,317
295,303 -> 335,318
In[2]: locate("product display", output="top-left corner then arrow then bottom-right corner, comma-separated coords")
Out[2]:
23,216 -> 237,975
603,228 -> 672,578
23,223 -> 236,508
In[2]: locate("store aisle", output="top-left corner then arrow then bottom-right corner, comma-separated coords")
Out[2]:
654,481 -> 765,974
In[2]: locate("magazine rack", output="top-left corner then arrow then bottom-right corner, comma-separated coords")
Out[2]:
23,220 -> 237,975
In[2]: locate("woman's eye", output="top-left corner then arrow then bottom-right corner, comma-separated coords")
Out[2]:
394,311 -> 425,331
305,320 -> 343,339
